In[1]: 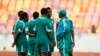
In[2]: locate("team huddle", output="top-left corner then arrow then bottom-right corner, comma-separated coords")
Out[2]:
12,7 -> 75,56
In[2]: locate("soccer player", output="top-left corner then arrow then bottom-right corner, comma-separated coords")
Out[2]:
46,7 -> 56,56
35,8 -> 52,56
25,12 -> 39,56
12,12 -> 29,56
56,9 -> 75,56
12,11 -> 23,36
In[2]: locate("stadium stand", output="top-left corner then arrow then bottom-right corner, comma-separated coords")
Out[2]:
0,0 -> 100,34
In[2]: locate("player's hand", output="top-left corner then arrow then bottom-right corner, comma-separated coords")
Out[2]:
72,42 -> 75,47
57,42 -> 59,49
11,42 -> 16,47
12,32 -> 14,35
50,42 -> 53,48
54,42 -> 56,46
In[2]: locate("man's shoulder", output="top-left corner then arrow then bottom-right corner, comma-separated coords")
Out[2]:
39,16 -> 46,19
29,19 -> 36,23
63,17 -> 72,22
33,18 -> 39,23
49,18 -> 54,22
16,20 -> 24,25
67,19 -> 73,24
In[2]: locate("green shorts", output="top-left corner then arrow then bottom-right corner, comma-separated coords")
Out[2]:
27,43 -> 38,56
27,37 -> 38,56
49,46 -> 54,52
16,44 -> 28,53
38,43 -> 50,53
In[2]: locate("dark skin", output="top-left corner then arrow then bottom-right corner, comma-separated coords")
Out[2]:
48,10 -> 56,46
11,32 -> 19,47
47,9 -> 56,56
70,22 -> 75,56
25,31 -> 35,36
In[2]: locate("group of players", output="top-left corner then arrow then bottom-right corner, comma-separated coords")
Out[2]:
12,7 -> 75,56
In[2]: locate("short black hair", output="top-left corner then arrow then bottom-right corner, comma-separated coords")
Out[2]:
20,12 -> 28,20
46,7 -> 51,11
33,12 -> 39,19
41,8 -> 48,15
18,11 -> 23,17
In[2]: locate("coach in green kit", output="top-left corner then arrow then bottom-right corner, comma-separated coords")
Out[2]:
25,12 -> 39,56
56,9 -> 75,56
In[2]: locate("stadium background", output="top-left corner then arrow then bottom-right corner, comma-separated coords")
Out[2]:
0,0 -> 100,56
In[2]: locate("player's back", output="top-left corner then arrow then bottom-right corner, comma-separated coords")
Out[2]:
35,17 -> 50,45
26,19 -> 36,44
26,20 -> 36,34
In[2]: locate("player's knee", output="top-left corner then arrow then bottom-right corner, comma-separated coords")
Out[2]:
17,52 -> 23,56
23,52 -> 27,56
48,52 -> 51,56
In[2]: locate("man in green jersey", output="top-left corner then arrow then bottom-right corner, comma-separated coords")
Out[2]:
12,12 -> 29,56
46,7 -> 56,56
35,8 -> 52,56
56,9 -> 75,56
12,11 -> 23,36
25,12 -> 39,56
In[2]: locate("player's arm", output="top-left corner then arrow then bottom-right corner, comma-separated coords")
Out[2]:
13,31 -> 20,43
25,27 -> 35,37
52,20 -> 56,46
56,21 -> 60,48
12,28 -> 21,47
56,22 -> 59,31
25,32 -> 35,36
46,22 -> 52,42
47,32 -> 53,48
12,24 -> 15,36
71,30 -> 75,47
70,20 -> 75,47
46,22 -> 53,47
46,29 -> 52,42
12,22 -> 23,47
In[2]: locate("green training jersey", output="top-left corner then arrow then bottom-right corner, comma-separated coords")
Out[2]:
35,16 -> 52,45
25,19 -> 36,44
14,20 -> 27,45
47,18 -> 55,43
58,16 -> 73,52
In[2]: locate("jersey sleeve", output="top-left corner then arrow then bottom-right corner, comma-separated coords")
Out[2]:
46,21 -> 52,32
25,26 -> 29,32
33,21 -> 36,31
69,20 -> 74,32
62,19 -> 66,32
15,21 -> 24,33
12,24 -> 15,32
25,22 -> 29,32
33,26 -> 36,31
